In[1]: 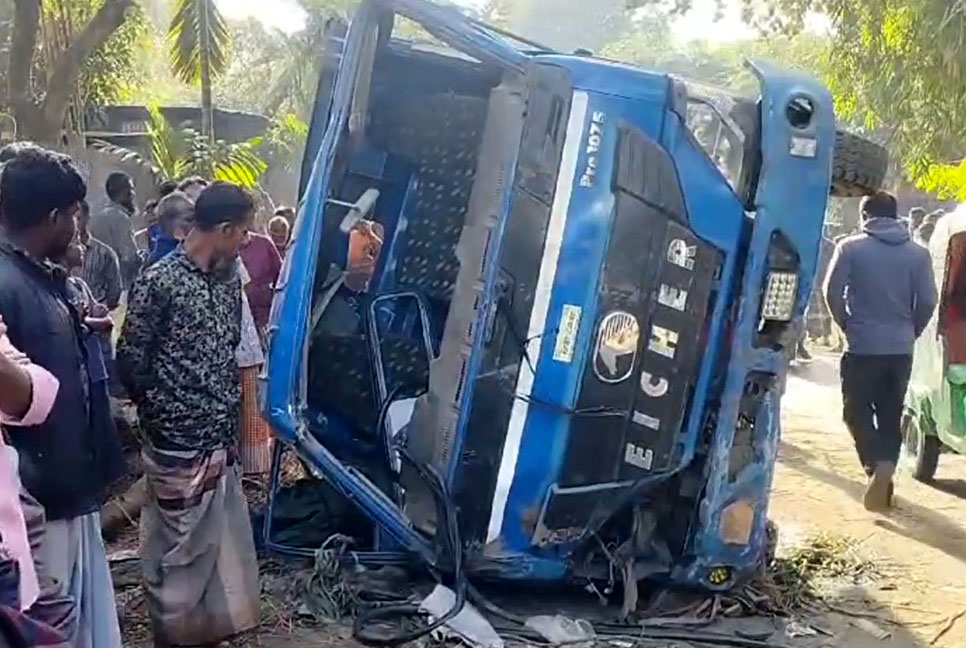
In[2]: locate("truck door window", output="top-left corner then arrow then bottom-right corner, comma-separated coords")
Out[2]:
685,98 -> 744,191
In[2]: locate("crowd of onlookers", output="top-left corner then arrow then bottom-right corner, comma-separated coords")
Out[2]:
0,141 -> 297,646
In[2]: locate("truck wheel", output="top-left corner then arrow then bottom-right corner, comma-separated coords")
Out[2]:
902,411 -> 941,483
830,130 -> 889,198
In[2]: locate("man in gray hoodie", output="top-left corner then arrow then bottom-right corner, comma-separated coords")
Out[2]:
824,192 -> 938,511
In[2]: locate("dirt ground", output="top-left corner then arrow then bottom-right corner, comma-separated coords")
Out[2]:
775,350 -> 966,647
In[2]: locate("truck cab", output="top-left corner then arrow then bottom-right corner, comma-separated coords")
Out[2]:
263,0 -> 871,592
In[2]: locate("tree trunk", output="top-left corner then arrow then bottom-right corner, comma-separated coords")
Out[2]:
8,0 -> 137,143
9,0 -> 43,141
199,0 -> 215,146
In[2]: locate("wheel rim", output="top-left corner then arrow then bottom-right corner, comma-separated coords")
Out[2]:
902,413 -> 921,459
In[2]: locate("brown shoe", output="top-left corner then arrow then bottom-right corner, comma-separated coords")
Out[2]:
864,461 -> 895,512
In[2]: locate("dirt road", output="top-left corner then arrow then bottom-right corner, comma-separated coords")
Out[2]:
776,351 -> 966,647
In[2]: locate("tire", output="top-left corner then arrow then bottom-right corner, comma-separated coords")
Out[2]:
830,130 -> 889,198
902,410 -> 941,483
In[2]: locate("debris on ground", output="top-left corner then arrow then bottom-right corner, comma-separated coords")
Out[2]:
525,615 -> 595,647
422,585 -> 504,648
849,616 -> 892,641
929,605 -> 966,645
745,532 -> 881,616
297,535 -> 359,624
111,460 -> 892,648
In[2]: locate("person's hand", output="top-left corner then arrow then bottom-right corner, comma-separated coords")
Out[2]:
85,317 -> 114,335
90,303 -> 110,318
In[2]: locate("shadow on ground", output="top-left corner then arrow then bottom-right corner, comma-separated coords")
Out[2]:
929,477 -> 966,500
780,440 -> 966,568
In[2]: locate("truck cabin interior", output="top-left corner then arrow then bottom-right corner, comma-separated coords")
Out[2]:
305,26 -> 506,494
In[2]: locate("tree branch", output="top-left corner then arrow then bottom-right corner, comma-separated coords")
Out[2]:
42,0 -> 137,126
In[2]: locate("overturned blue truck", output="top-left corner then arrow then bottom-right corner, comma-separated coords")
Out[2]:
262,0 -> 886,597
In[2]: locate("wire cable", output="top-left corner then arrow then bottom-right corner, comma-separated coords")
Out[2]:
496,296 -> 631,419
351,446 -> 467,645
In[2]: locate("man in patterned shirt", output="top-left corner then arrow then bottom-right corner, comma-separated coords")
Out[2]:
117,182 -> 260,647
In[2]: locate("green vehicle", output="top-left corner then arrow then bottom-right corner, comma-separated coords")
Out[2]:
905,206 -> 966,481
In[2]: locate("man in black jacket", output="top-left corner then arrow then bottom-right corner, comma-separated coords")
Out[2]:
0,147 -> 122,647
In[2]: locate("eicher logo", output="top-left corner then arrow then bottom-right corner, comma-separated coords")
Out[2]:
593,311 -> 640,384
623,236 -> 699,473
579,110 -> 607,188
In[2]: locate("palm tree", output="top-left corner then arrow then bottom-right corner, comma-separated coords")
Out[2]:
168,0 -> 229,142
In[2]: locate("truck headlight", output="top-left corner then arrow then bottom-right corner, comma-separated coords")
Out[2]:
761,271 -> 799,322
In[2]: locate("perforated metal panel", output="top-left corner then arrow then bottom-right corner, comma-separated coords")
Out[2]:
402,82 -> 527,534
370,93 -> 488,300
308,331 -> 429,435
307,92 -> 488,436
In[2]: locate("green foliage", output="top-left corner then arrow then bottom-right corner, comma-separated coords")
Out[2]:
124,26 -> 198,107
167,0 -> 230,84
601,8 -> 830,96
264,113 -> 309,172
631,0 -> 966,195
919,161 -> 966,202
37,0 -> 148,109
752,0 -> 966,195
147,103 -> 181,179
215,0 -> 358,119
94,106 -> 267,188
71,0 -> 149,106
804,2 -> 963,183
183,130 -> 267,187
222,14 -> 326,118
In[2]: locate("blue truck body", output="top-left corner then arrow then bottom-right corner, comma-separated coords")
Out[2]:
263,0 -> 836,591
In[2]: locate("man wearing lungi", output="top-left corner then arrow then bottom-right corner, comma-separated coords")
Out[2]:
0,146 -> 123,647
118,181 -> 261,646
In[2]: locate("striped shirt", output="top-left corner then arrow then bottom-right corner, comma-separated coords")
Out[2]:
81,236 -> 122,309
